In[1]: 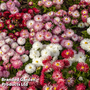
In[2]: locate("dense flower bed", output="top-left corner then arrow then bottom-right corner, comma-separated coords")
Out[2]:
0,0 -> 90,90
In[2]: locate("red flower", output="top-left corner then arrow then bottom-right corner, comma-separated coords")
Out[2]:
5,19 -> 11,25
27,86 -> 36,90
0,22 -> 4,30
7,24 -> 15,30
52,60 -> 64,70
61,49 -> 74,58
28,9 -> 33,14
8,33 -> 14,38
76,62 -> 89,72
15,13 -> 22,20
3,11 -> 10,17
33,8 -> 40,14
76,83 -> 86,90
88,81 -> 90,88
40,73 -> 45,86
63,59 -> 70,68
15,32 -> 20,37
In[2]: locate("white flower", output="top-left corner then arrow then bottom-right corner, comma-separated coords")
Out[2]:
52,44 -> 63,50
80,39 -> 90,50
51,49 -> 60,57
0,49 -> 4,56
84,22 -> 89,27
29,49 -> 40,59
78,22 -> 85,28
68,54 -> 77,62
7,49 -> 15,56
26,20 -> 35,29
21,54 -> 29,63
0,40 -> 5,47
11,42 -> 18,49
32,58 -> 42,67
75,52 -> 86,62
2,54 -> 9,61
87,17 -> 90,24
5,38 -> 13,44
78,76 -> 83,81
41,49 -> 51,57
17,37 -> 26,45
46,43 -> 55,50
32,41 -> 43,50
0,3 -> 7,10
87,27 -> 90,35
1,44 -> 10,53
25,63 -> 36,74
51,56 -> 58,64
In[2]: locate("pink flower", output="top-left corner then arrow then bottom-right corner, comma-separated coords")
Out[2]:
7,24 -> 15,30
6,1 -> 15,9
20,29 -> 29,39
62,16 -> 71,24
76,62 -> 89,72
0,71 -> 2,78
23,13 -> 31,21
34,22 -> 43,32
88,80 -> 90,88
44,1 -> 53,7
4,64 -> 11,70
52,60 -> 64,70
40,73 -> 45,86
0,84 -> 8,90
44,31 -> 52,41
27,86 -> 36,90
52,70 -> 62,81
16,46 -> 25,55
69,5 -> 76,11
11,86 -> 21,90
55,10 -> 63,17
2,70 -> 10,78
65,29 -> 74,37
29,74 -> 40,86
45,22 -> 53,30
34,15 -> 43,22
10,7 -> 19,14
81,14 -> 89,22
38,1 -> 43,6
12,59 -> 23,69
0,22 -> 4,30
57,84 -> 68,90
43,14 -> 50,21
64,40 -> 73,49
13,0 -> 20,7
72,34 -> 78,41
52,26 -> 61,35
81,9 -> 88,15
71,19 -> 78,25
28,1 -> 33,6
57,77 -> 65,84
72,10 -> 80,18
35,31 -> 44,41
76,83 -> 86,90
16,70 -> 25,77
51,35 -> 60,43
56,0 -> 63,5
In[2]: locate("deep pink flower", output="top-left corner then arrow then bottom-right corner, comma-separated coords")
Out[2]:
2,70 -> 10,78
76,62 -> 89,72
0,22 -> 4,30
11,86 -> 21,90
76,83 -> 86,90
11,60 -> 23,69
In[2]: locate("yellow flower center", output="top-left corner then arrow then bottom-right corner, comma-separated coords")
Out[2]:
85,42 -> 88,44
68,80 -> 70,82
56,63 -> 60,66
66,52 -> 69,55
54,87 -> 56,90
65,18 -> 68,21
81,66 -> 84,69
36,61 -> 38,63
9,25 -> 12,28
67,43 -> 70,45
45,66 -> 48,68
0,24 -> 2,27
46,87 -> 49,90
29,66 -> 32,69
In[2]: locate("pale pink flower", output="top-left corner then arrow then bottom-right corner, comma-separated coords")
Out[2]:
62,16 -> 71,24
43,14 -> 50,21
51,35 -> 60,43
72,10 -> 80,18
71,19 -> 78,25
56,0 -> 63,5
20,29 -> 29,39
35,31 -> 44,41
16,46 -> 25,55
64,40 -> 73,49
45,22 -> 53,30
44,31 -> 52,41
12,60 -> 23,69
34,15 -> 43,22
34,22 -> 43,32
11,86 -> 21,90
65,29 -> 74,37
2,54 -> 9,61
2,70 -> 10,78
6,1 -> 15,9
72,34 -> 78,41
7,49 -> 15,56
38,1 -> 43,6
14,0 -> 20,7
52,26 -> 61,35
44,1 -> 53,7
47,11 -> 55,17
23,13 -> 31,21
0,3 -> 7,11
10,7 -> 19,14
0,84 -> 8,90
